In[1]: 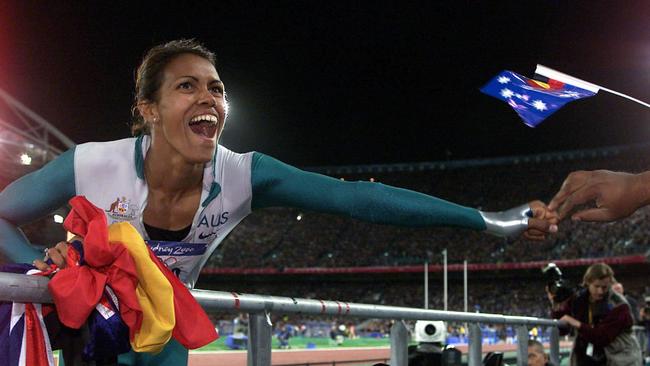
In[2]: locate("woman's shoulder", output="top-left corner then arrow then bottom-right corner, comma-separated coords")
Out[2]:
74,137 -> 140,171
216,144 -> 255,167
216,144 -> 254,157
76,137 -> 139,153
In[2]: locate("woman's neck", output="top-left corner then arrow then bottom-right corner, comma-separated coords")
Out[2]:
144,146 -> 204,197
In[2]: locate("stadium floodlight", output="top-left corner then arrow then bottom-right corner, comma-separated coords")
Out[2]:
296,214 -> 302,221
0,86 -> 75,157
53,214 -> 64,224
0,86 -> 76,183
19,153 -> 31,165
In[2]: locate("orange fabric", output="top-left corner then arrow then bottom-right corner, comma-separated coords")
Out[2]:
145,249 -> 219,348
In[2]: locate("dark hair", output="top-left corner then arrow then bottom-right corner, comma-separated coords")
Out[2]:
583,262 -> 615,285
131,39 -> 216,136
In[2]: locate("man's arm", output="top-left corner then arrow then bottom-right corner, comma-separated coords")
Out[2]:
548,290 -> 573,336
0,148 -> 76,263
548,170 -> 650,222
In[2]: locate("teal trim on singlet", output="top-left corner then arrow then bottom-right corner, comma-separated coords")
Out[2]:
0,148 -> 76,263
202,182 -> 221,207
250,152 -> 486,230
135,135 -> 145,179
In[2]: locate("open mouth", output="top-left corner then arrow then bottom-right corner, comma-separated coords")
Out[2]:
189,114 -> 219,138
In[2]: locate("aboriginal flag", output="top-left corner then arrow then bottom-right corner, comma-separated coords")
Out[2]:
481,66 -> 598,127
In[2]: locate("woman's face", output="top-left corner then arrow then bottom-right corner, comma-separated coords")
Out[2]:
587,277 -> 611,302
151,53 -> 226,163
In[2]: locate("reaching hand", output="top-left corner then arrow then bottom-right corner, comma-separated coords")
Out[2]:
559,314 -> 581,328
524,200 -> 559,241
548,170 -> 650,222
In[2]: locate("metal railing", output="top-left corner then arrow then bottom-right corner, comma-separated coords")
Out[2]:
0,272 -> 562,366
276,359 -> 390,366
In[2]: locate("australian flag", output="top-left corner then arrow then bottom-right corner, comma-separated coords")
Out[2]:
0,265 -> 55,366
481,68 -> 597,127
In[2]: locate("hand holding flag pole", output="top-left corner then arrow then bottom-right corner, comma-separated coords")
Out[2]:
481,64 -> 650,127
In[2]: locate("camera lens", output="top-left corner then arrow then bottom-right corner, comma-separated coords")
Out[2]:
424,324 -> 436,335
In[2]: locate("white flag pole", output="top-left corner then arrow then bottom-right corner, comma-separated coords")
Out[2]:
595,86 -> 650,109
535,64 -> 650,109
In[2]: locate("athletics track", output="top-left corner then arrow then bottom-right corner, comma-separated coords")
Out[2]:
185,342 -> 572,366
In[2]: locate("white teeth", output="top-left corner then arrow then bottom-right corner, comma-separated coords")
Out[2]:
190,114 -> 218,124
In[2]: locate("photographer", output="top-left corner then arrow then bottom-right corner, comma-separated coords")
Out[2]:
547,263 -> 641,366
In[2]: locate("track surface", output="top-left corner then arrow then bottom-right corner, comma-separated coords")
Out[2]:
53,342 -> 570,365
189,347 -> 390,366
188,342 -> 572,366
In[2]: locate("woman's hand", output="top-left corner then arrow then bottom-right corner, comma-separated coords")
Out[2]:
33,241 -> 69,271
524,200 -> 559,241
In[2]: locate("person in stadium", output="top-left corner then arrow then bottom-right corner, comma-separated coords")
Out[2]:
548,263 -> 641,366
528,340 -> 552,366
548,170 -> 650,222
612,281 -> 641,324
0,39 -> 558,365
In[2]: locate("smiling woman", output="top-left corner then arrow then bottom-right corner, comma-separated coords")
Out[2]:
0,39 -> 558,365
139,54 -> 225,163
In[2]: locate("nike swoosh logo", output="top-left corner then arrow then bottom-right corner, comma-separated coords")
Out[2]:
198,232 -> 217,240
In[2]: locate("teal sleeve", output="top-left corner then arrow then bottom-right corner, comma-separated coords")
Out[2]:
251,152 -> 487,230
0,147 -> 76,263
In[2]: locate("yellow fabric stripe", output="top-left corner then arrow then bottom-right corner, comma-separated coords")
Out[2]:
108,222 -> 175,353
530,80 -> 550,89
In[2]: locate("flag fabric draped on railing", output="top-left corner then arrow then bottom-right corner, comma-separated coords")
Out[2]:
0,196 -> 218,364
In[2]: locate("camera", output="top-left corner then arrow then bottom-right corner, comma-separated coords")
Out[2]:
409,321 -> 460,366
542,263 -> 575,303
414,321 -> 447,343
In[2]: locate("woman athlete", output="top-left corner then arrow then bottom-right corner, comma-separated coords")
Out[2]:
0,39 -> 557,365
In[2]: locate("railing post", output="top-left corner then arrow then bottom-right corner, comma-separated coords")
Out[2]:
248,312 -> 272,366
390,320 -> 409,366
468,323 -> 482,366
516,325 -> 528,366
549,326 -> 560,366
